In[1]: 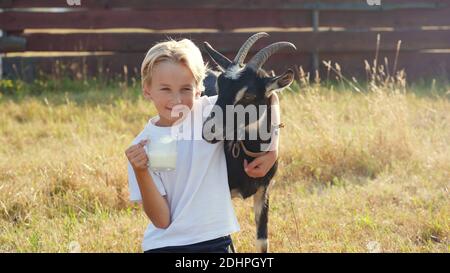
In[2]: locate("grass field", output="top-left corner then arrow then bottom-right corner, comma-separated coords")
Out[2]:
0,73 -> 449,252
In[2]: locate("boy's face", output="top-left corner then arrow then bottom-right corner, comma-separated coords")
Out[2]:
143,61 -> 201,126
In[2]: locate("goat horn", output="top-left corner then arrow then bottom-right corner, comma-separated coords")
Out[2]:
233,32 -> 269,66
246,42 -> 297,71
203,42 -> 232,69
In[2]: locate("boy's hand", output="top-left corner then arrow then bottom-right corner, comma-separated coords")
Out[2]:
244,150 -> 278,178
125,140 -> 149,173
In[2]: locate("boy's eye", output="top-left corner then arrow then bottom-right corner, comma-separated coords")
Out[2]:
161,88 -> 171,91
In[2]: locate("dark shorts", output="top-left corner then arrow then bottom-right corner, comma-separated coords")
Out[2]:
144,235 -> 233,253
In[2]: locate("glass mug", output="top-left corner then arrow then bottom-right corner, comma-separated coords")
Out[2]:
145,134 -> 177,171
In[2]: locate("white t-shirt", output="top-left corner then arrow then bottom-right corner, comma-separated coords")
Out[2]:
128,95 -> 240,251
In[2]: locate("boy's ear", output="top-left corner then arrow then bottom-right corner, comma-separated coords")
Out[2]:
143,85 -> 152,100
194,86 -> 201,98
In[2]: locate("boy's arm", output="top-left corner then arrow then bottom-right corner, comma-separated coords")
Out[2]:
244,93 -> 280,178
134,169 -> 171,229
126,140 -> 171,229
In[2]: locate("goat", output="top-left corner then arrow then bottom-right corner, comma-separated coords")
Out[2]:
201,32 -> 296,253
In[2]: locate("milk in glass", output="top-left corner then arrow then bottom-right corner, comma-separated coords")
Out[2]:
146,134 -> 177,171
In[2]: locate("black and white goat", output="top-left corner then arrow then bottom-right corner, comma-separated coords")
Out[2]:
201,32 -> 296,253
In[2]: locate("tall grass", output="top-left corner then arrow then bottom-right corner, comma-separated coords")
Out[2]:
0,43 -> 449,252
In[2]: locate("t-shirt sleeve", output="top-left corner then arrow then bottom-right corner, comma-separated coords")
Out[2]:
128,162 -> 167,202
202,95 -> 218,106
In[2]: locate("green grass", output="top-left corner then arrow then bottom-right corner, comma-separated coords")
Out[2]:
0,75 -> 449,252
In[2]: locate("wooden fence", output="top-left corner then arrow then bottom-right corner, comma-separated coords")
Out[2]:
1,0 -> 449,81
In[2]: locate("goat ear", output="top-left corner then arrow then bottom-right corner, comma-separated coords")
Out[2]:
265,69 -> 294,97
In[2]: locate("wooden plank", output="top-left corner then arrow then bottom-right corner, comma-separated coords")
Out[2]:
319,7 -> 450,28
0,31 -> 2,80
10,30 -> 450,53
0,52 -> 308,80
0,0 -> 447,10
1,53 -> 143,81
0,35 -> 26,51
0,9 -> 312,30
2,51 -> 449,82
318,51 -> 450,80
1,7 -> 449,31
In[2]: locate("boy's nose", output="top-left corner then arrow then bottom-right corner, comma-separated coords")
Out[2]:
173,94 -> 182,104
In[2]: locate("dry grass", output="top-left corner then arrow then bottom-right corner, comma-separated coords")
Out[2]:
0,69 -> 449,252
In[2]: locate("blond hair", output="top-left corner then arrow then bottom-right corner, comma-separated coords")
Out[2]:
141,38 -> 207,92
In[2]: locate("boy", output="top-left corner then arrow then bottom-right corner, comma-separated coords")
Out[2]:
125,39 -> 279,253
